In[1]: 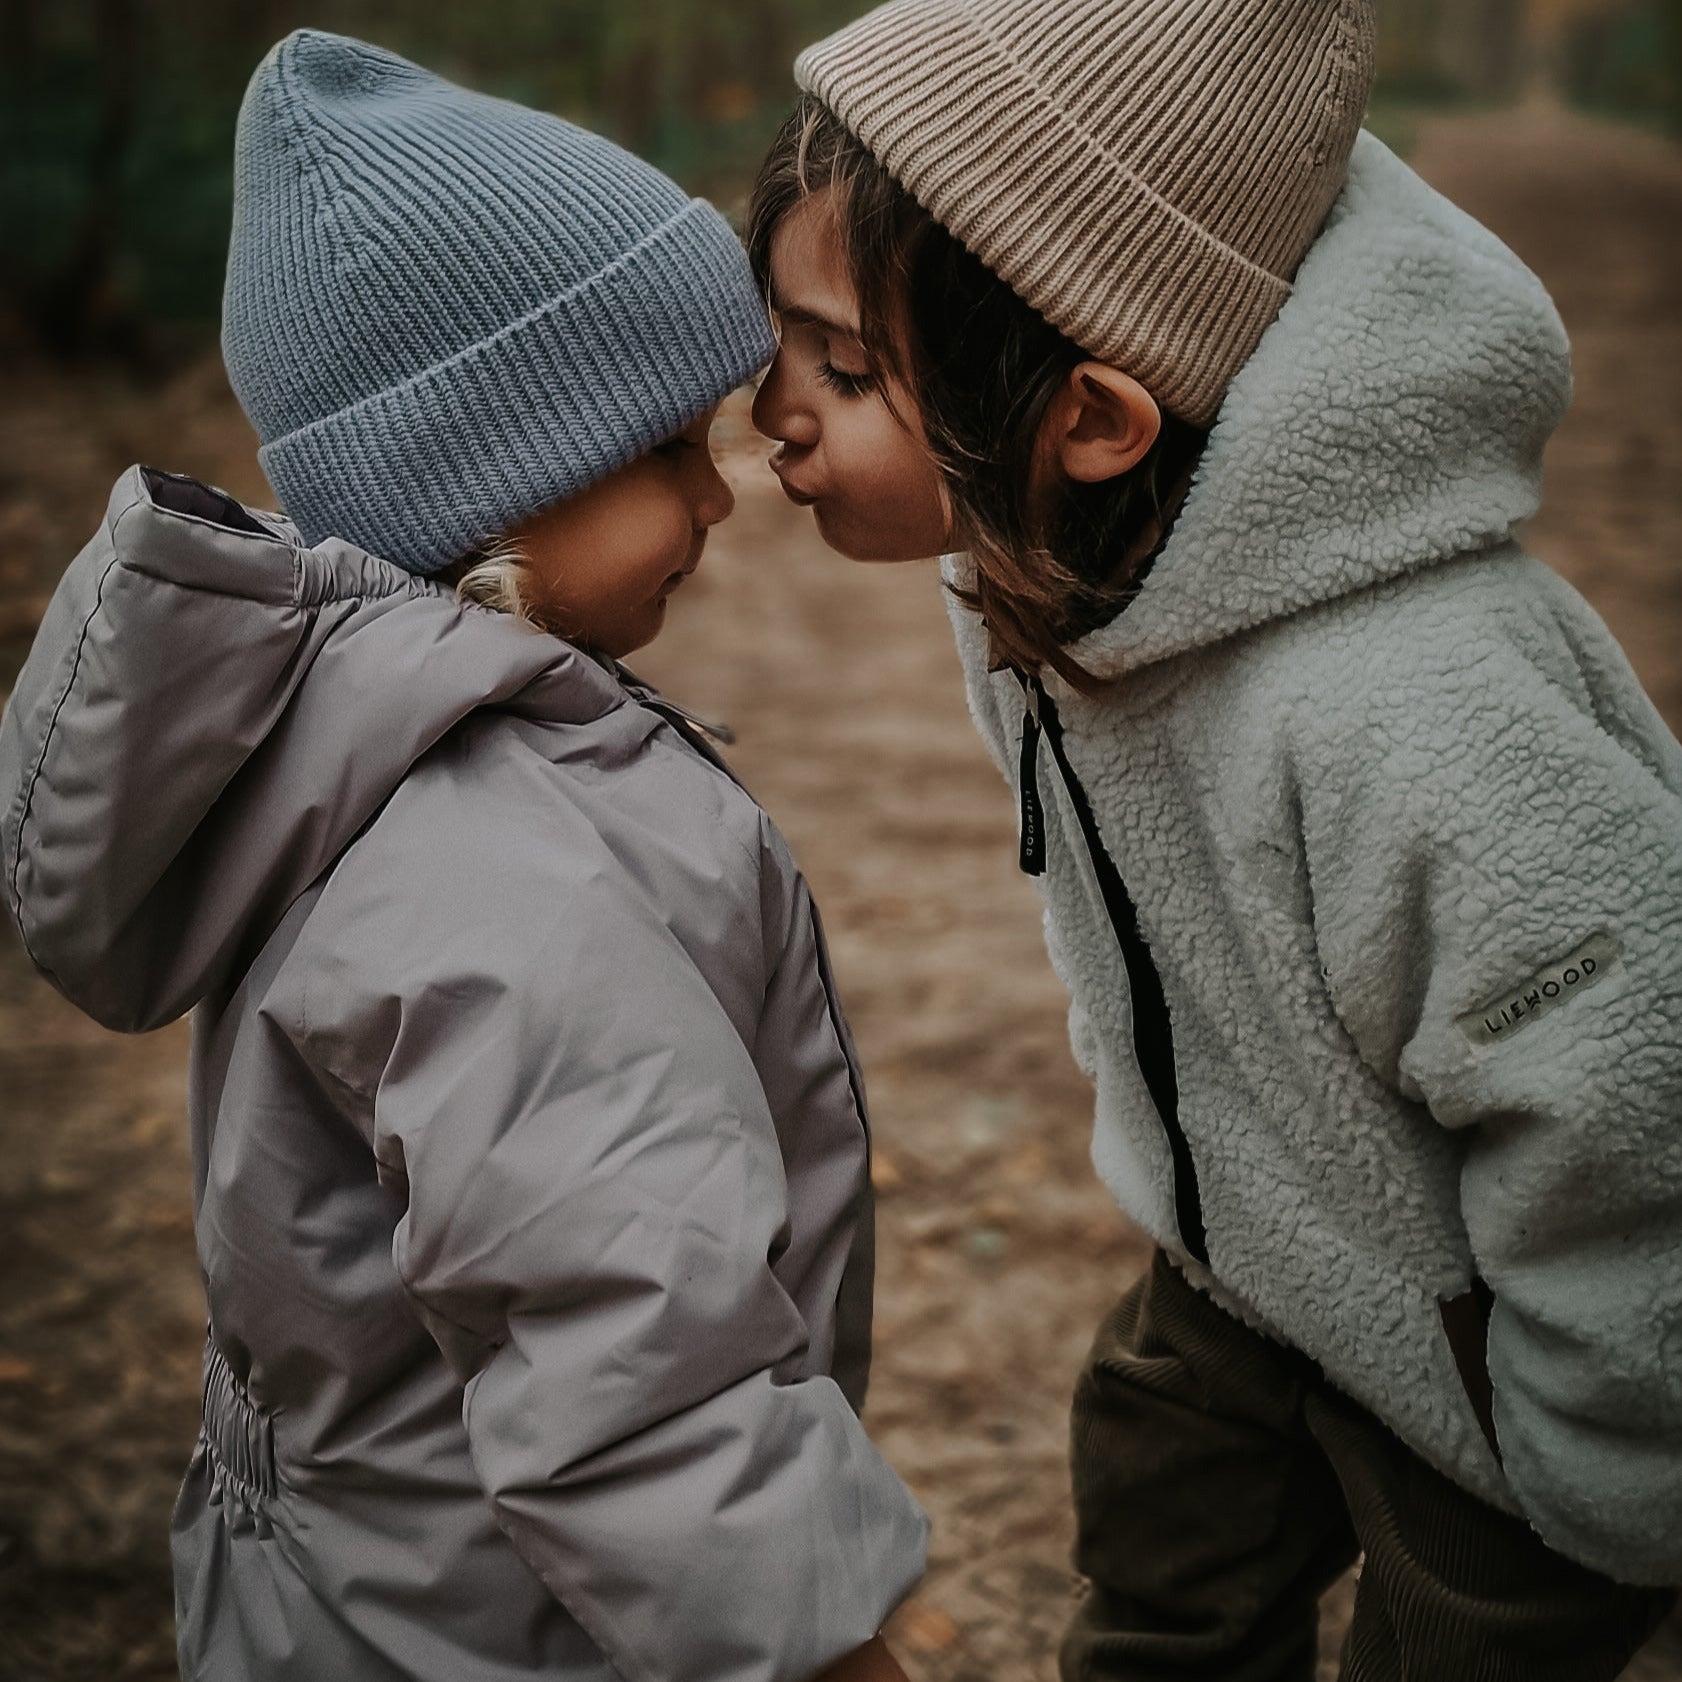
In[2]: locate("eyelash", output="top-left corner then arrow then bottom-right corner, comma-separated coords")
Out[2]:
818,362 -> 873,399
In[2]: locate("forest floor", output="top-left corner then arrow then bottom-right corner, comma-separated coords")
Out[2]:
2,101 -> 1680,1681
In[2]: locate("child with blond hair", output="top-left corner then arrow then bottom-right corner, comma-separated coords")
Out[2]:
0,32 -> 927,1682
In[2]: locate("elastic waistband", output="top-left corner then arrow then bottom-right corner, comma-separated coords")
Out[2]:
201,1336 -> 276,1506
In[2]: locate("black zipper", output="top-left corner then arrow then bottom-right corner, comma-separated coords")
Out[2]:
1018,676 -> 1209,1266
1018,700 -> 1047,876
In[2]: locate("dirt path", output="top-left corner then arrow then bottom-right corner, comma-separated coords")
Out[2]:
1,103 -> 1679,1681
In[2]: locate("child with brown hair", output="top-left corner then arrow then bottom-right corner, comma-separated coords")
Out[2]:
747,1 -> 1682,1676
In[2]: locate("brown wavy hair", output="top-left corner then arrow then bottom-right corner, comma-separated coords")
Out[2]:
748,96 -> 1207,693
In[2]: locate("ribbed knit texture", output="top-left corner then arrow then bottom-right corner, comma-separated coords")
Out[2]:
223,31 -> 775,573
796,0 -> 1376,426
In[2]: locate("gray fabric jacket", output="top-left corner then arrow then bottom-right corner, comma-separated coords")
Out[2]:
947,133 -> 1682,1585
0,469 -> 927,1681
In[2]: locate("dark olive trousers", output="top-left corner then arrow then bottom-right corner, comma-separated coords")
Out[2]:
1063,1251 -> 1676,1682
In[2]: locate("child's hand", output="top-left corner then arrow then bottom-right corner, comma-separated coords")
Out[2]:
815,1635 -> 912,1682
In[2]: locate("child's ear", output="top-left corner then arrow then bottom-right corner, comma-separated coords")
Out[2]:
1045,362 -> 1162,484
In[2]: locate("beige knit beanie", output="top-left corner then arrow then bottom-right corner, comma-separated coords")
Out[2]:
795,0 -> 1378,426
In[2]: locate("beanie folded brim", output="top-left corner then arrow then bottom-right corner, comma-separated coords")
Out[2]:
259,199 -> 775,573
797,0 -> 1296,427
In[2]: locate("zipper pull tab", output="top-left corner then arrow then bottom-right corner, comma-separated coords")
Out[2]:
1019,684 -> 1046,877
684,711 -> 736,747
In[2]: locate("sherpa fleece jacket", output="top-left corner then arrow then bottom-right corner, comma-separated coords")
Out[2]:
946,132 -> 1682,1586
0,470 -> 927,1682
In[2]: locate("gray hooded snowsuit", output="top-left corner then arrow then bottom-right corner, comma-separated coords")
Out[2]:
0,469 -> 928,1682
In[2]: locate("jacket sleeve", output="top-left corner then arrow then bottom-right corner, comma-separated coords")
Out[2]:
1298,590 -> 1682,1586
320,853 -> 925,1682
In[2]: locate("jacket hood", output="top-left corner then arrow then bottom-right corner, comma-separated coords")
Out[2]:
1,466 -> 626,1031
1057,132 -> 1573,679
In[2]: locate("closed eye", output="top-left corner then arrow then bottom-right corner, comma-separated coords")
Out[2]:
818,362 -> 874,398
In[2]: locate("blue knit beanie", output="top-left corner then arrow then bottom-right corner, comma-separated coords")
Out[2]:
223,31 -> 775,574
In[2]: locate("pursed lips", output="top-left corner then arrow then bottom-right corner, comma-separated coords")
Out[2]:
771,460 -> 819,507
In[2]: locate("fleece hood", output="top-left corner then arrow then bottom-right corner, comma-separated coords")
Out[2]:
0,466 -> 617,1032
1065,131 -> 1574,679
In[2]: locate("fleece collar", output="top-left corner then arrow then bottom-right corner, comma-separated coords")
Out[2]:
1018,133 -> 1572,680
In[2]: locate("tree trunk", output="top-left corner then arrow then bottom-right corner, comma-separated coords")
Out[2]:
1664,0 -> 1682,136
1437,0 -> 1525,97
39,0 -> 140,357
0,0 -> 37,73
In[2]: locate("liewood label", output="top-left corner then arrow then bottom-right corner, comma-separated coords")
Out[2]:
1457,932 -> 1621,1047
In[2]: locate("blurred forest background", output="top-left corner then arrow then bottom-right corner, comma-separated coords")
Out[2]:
0,0 -> 1679,357
3,3 -> 1682,1680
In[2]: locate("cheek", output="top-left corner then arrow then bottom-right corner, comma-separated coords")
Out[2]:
869,433 -> 940,503
604,496 -> 694,584
530,500 -> 690,624
831,414 -> 947,545
836,406 -> 915,476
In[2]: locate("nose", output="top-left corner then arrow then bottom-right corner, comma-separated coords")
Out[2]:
751,353 -> 819,451
695,453 -> 735,529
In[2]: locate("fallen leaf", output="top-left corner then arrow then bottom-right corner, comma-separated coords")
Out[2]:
893,1599 -> 960,1653
1002,1143 -> 1048,1183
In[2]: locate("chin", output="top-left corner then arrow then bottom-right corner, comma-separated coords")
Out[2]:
815,507 -> 938,565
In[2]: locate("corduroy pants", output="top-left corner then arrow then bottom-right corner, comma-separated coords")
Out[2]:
1062,1250 -> 1676,1682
